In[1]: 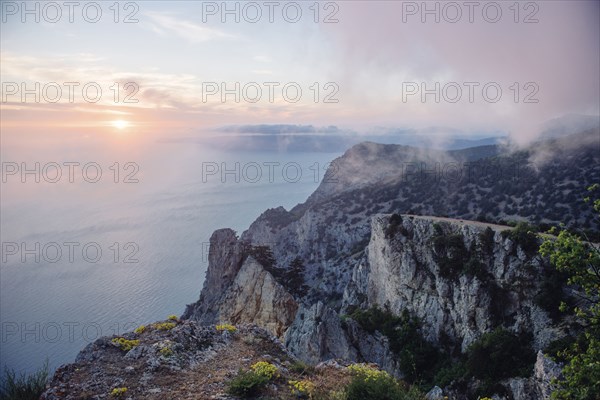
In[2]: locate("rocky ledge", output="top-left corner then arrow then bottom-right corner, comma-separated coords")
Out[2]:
41,319 -> 361,399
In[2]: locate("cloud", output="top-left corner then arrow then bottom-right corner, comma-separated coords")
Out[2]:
253,55 -> 272,63
251,69 -> 274,75
0,52 -> 204,109
144,12 -> 236,43
320,0 -> 600,144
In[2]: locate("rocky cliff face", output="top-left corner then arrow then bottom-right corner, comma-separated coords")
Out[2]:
215,256 -> 298,337
363,216 -> 560,353
183,228 -> 245,323
185,215 -> 563,364
184,213 -> 572,398
183,132 -> 600,398
183,230 -> 298,338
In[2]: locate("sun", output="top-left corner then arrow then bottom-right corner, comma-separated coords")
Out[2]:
111,120 -> 130,130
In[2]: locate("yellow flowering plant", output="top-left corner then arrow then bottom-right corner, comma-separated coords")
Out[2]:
215,323 -> 237,333
110,387 -> 127,397
154,322 -> 176,331
347,363 -> 392,381
250,361 -> 279,379
289,379 -> 315,397
134,325 -> 146,334
111,337 -> 140,352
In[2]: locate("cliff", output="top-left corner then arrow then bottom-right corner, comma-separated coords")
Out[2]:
183,131 -> 600,398
183,212 -> 570,398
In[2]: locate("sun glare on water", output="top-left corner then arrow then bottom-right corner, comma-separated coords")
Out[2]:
111,120 -> 130,130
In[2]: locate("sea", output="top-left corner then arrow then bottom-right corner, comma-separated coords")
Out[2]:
0,136 -> 340,376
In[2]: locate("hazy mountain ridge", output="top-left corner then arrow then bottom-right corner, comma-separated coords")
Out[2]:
301,128 -> 600,232
166,114 -> 598,153
165,125 -> 507,152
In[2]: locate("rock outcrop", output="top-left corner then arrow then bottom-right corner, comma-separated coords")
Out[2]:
183,229 -> 245,324
364,215 -> 560,352
533,350 -> 563,398
182,131 -> 600,398
42,321 -> 351,399
183,232 -> 298,339
184,211 -> 573,398
217,256 -> 298,337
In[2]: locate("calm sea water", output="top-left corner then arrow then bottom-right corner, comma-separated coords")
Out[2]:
0,139 -> 339,375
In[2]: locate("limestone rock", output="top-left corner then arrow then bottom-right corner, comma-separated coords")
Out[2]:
426,386 -> 444,400
219,257 -> 298,338
534,350 -> 563,399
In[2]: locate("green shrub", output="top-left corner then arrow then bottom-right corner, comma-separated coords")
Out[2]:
248,245 -> 276,270
226,370 -> 269,397
111,337 -> 140,352
433,361 -> 467,388
539,185 -> 600,400
0,361 -> 48,400
134,325 -> 146,334
215,323 -> 237,333
485,282 -> 513,326
432,233 -> 469,279
250,361 -> 279,379
289,360 -> 315,375
429,328 -> 537,393
110,387 -> 127,397
346,372 -> 403,400
479,227 -> 495,255
247,246 -> 309,297
462,257 -> 487,280
425,328 -> 536,395
349,307 -> 440,384
501,222 -> 539,256
154,322 -> 176,331
289,379 -> 316,398
159,346 -> 173,357
284,257 -> 309,297
466,328 -> 535,386
385,214 -> 404,238
432,230 -> 493,280
544,336 -> 577,363
535,265 -> 569,321
345,364 -> 424,400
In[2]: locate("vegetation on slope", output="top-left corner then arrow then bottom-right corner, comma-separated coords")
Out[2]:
227,360 -> 425,400
0,361 -> 48,400
540,184 -> 600,400
346,306 -> 537,397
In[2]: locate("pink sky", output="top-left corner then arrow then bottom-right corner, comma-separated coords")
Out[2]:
1,1 -> 598,143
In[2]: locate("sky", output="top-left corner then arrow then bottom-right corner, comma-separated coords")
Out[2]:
1,0 -> 599,144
